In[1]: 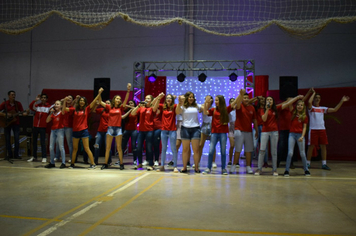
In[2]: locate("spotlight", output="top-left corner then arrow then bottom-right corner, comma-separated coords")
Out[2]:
148,73 -> 157,83
198,73 -> 207,82
177,73 -> 186,82
229,72 -> 238,82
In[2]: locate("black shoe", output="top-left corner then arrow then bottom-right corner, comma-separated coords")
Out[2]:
283,170 -> 289,177
305,170 -> 311,176
69,164 -> 75,169
119,164 -> 125,170
187,161 -> 190,166
101,164 -> 108,170
45,163 -> 55,168
195,169 -> 201,173
60,163 -> 66,169
14,156 -> 21,159
167,161 -> 174,166
180,169 -> 188,173
227,162 -> 232,166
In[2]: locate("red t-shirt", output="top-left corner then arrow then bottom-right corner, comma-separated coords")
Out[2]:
208,105 -> 233,133
153,104 -> 163,130
0,100 -> 24,125
162,104 -> 177,131
106,104 -> 124,127
262,106 -> 282,132
234,104 -> 256,132
51,112 -> 64,130
96,108 -> 109,132
125,112 -> 138,131
68,106 -> 91,132
278,105 -> 292,130
137,107 -> 155,131
290,115 -> 308,133
62,105 -> 74,128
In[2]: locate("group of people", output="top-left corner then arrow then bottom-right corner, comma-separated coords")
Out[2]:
0,86 -> 349,176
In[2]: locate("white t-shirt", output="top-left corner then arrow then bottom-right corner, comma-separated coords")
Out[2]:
202,113 -> 212,123
308,105 -> 328,130
228,109 -> 236,123
181,105 -> 201,128
176,113 -> 183,121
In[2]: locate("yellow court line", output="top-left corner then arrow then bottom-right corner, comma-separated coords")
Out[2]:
79,176 -> 164,236
23,172 -> 145,236
0,215 -> 61,222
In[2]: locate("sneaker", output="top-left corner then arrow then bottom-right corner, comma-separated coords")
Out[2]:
147,166 -> 154,171
88,164 -> 96,170
283,171 -> 289,177
254,169 -> 261,176
167,160 -> 174,166
119,164 -> 124,170
192,164 -> 195,168
60,163 -> 66,169
273,171 -> 279,176
156,166 -> 165,172
101,164 -> 108,170
212,162 -> 217,168
27,157 -> 36,162
322,164 -> 331,170
69,164 -> 75,169
227,162 -> 232,166
202,168 -> 211,175
236,164 -> 240,168
222,169 -> 228,175
68,159 -> 71,163
133,160 -> 137,165
154,161 -> 159,166
305,170 -> 311,176
246,166 -> 253,174
230,165 -> 236,173
142,160 -> 148,166
114,160 -> 120,166
42,158 -> 47,163
187,161 -> 190,167
173,167 -> 179,173
45,163 -> 55,168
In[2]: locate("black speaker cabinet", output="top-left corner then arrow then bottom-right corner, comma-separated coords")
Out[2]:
94,78 -> 111,101
279,76 -> 298,101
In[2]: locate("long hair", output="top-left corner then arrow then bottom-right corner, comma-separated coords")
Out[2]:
183,91 -> 198,108
75,97 -> 88,114
255,96 -> 265,112
264,96 -> 278,119
216,95 -> 229,125
111,95 -> 122,108
291,100 -> 306,122
163,94 -> 175,111
145,95 -> 154,107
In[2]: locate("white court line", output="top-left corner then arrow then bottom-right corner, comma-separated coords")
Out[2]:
36,173 -> 151,236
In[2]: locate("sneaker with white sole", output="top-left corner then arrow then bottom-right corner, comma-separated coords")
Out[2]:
142,160 -> 148,166
154,161 -> 159,166
212,162 -> 217,168
273,171 -> 279,176
202,168 -> 211,175
222,169 -> 228,175
88,164 -> 96,170
305,170 -> 311,176
54,158 -> 58,162
230,165 -> 236,173
246,166 -> 253,174
173,167 -> 179,173
114,160 -> 120,166
27,157 -> 36,162
192,164 -> 195,168
254,169 -> 262,176
134,160 -> 137,165
283,171 -> 289,177
42,158 -> 47,163
146,166 -> 154,171
236,164 -> 240,168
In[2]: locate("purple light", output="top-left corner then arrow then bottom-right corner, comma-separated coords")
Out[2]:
148,73 -> 157,83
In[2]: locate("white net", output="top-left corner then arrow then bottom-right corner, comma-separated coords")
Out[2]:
0,0 -> 355,38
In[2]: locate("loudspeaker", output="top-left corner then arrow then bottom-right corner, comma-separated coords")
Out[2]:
94,78 -> 110,101
279,76 -> 298,101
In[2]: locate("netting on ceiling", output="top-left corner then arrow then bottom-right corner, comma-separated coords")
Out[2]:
0,0 -> 355,38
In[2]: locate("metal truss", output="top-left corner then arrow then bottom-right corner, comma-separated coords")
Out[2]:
133,60 -> 255,102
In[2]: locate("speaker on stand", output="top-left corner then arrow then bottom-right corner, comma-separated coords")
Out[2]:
94,78 -> 111,101
279,76 -> 298,101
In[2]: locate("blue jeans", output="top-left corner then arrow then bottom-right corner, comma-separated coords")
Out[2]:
208,133 -> 227,170
152,129 -> 161,162
122,129 -> 138,162
161,130 -> 177,167
258,131 -> 279,171
55,127 -> 73,159
32,127 -> 47,158
4,125 -> 20,158
137,131 -> 153,166
50,129 -> 65,164
253,125 -> 268,162
94,131 -> 112,164
285,133 -> 308,172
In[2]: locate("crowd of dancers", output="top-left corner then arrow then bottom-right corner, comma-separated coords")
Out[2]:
0,84 -> 349,176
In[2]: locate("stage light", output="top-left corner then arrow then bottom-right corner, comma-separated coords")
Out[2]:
148,73 -> 157,83
229,72 -> 238,82
177,73 -> 186,82
198,73 -> 207,82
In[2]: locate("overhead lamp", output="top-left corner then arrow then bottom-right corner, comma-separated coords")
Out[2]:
198,73 -> 207,83
177,73 -> 186,82
229,72 -> 238,82
148,73 -> 157,83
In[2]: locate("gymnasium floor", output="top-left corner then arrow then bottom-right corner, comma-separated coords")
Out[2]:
1,155 -> 356,236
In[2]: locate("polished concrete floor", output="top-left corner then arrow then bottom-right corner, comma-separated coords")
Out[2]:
1,155 -> 356,236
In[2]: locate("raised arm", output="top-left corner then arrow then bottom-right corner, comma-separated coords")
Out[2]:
281,94 -> 304,110
202,96 -> 211,115
46,108 -> 54,123
302,88 -> 313,103
131,103 -> 143,116
122,83 -> 131,108
121,109 -> 133,119
152,93 -> 165,112
231,88 -> 245,110
175,95 -> 185,115
248,95 -> 261,105
62,96 -> 70,114
308,88 -> 316,110
90,87 -> 104,109
328,96 -> 350,113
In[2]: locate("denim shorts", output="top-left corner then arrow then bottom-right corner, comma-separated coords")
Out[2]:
181,126 -> 201,141
107,126 -> 122,137
72,129 -> 90,139
201,122 -> 211,136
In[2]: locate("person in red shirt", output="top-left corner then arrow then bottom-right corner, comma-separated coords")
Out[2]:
63,89 -> 103,169
100,83 -> 131,170
156,94 -> 179,173
152,102 -> 163,167
131,92 -> 165,171
28,93 -> 53,163
255,95 -> 302,176
45,100 -> 66,169
253,96 -> 269,168
284,100 -> 310,177
0,90 -> 27,160
202,95 -> 232,175
230,90 -> 258,174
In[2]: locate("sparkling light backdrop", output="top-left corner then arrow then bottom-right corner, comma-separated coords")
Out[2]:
165,76 -> 245,158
